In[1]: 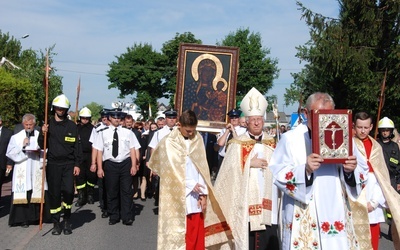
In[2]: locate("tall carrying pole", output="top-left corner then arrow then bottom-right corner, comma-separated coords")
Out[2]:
273,100 -> 280,142
374,69 -> 387,139
74,77 -> 81,123
297,93 -> 304,125
39,49 -> 50,230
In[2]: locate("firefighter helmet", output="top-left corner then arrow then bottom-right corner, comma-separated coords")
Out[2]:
52,94 -> 70,109
79,107 -> 92,117
378,117 -> 395,129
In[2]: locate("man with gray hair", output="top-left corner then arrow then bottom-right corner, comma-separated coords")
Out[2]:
6,114 -> 50,227
207,88 -> 279,249
269,92 -> 370,249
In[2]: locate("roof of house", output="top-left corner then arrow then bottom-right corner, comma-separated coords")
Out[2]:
265,111 -> 288,124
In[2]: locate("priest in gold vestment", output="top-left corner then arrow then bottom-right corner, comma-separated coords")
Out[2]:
149,110 -> 226,250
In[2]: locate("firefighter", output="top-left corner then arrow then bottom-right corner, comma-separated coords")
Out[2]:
75,107 -> 96,207
377,116 -> 400,240
38,94 -> 81,235
377,117 -> 400,191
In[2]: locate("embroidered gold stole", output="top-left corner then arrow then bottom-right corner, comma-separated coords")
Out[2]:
355,136 -> 400,249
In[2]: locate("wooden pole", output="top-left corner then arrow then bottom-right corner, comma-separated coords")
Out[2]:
74,77 -> 81,123
374,69 -> 387,139
39,49 -> 50,230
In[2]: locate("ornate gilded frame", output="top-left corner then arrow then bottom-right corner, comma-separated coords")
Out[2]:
311,109 -> 353,163
175,43 -> 239,133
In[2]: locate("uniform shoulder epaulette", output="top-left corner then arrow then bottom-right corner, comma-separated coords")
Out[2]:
97,126 -> 109,133
95,123 -> 102,128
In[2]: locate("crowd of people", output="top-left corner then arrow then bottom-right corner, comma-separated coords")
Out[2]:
0,90 -> 400,250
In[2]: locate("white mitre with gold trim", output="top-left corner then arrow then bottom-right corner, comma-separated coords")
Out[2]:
240,87 -> 268,117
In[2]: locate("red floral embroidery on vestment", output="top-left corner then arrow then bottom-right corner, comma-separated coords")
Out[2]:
311,222 -> 317,230
285,171 -> 294,180
321,222 -> 330,232
241,143 -> 254,173
286,183 -> 296,191
320,221 -> 345,235
285,170 -> 297,195
334,221 -> 344,231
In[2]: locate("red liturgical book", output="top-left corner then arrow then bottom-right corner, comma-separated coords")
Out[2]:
310,109 -> 353,164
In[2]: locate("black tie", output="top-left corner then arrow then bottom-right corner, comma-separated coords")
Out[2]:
112,128 -> 119,158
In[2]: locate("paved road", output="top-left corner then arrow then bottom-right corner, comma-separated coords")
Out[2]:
0,180 -> 396,249
1,181 -> 157,250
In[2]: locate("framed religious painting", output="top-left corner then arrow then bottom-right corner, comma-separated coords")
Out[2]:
310,109 -> 353,163
175,43 -> 239,133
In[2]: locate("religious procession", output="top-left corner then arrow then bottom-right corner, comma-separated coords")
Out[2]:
1,82 -> 400,250
0,0 -> 400,246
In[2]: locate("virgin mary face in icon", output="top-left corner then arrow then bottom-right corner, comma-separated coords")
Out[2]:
198,59 -> 216,84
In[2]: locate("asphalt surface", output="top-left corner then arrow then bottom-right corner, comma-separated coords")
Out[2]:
0,180 -> 157,250
0,180 -> 396,250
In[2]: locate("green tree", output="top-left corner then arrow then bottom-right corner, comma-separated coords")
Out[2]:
218,28 -> 279,100
0,31 -> 63,125
161,32 -> 202,105
0,30 -> 22,63
17,47 -> 63,124
0,69 -> 37,128
285,1 -> 400,126
107,43 -> 166,120
83,102 -> 104,123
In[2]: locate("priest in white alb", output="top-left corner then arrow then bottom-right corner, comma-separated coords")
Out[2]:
6,114 -> 49,227
269,92 -> 370,250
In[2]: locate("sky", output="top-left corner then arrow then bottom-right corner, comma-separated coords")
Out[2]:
1,0 -> 339,115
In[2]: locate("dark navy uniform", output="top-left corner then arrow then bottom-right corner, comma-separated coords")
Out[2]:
76,122 -> 96,205
378,139 -> 400,191
38,117 -> 82,225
